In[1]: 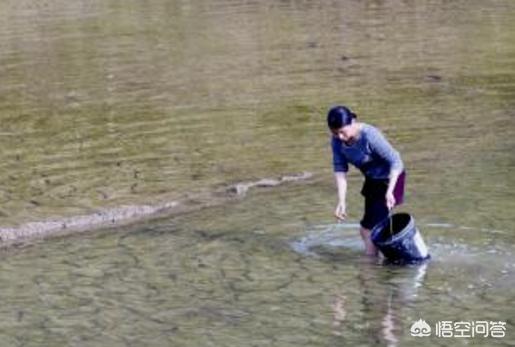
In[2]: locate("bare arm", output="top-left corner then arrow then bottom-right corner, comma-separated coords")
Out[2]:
334,172 -> 347,220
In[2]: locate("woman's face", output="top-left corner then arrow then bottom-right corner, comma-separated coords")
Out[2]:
331,123 -> 356,142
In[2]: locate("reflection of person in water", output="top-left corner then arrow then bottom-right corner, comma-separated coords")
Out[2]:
331,259 -> 427,346
327,105 -> 406,256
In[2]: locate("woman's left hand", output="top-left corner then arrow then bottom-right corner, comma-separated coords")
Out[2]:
385,191 -> 396,210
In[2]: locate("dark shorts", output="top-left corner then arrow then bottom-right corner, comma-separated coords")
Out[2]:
360,171 -> 406,230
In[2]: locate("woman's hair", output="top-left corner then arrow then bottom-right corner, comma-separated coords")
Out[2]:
327,105 -> 357,129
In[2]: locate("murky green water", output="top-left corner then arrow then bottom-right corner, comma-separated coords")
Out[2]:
0,0 -> 514,345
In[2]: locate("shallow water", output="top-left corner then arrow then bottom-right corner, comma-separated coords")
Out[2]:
0,0 -> 514,346
1,185 -> 514,346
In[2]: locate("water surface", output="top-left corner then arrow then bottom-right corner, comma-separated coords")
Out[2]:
0,0 -> 514,345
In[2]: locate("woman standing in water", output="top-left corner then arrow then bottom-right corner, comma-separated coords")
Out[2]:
328,105 -> 405,256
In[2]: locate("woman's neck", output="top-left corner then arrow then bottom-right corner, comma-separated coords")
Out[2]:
344,123 -> 363,145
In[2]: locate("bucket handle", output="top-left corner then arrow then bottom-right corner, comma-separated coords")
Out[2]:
388,206 -> 394,237
388,213 -> 394,237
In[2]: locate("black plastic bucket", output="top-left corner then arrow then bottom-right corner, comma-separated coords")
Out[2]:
371,213 -> 430,264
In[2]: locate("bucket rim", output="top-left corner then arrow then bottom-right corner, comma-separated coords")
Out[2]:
371,212 -> 415,246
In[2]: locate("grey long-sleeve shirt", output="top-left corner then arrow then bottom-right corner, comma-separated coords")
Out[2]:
331,123 -> 403,179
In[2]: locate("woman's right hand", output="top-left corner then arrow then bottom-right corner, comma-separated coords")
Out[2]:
334,202 -> 347,221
